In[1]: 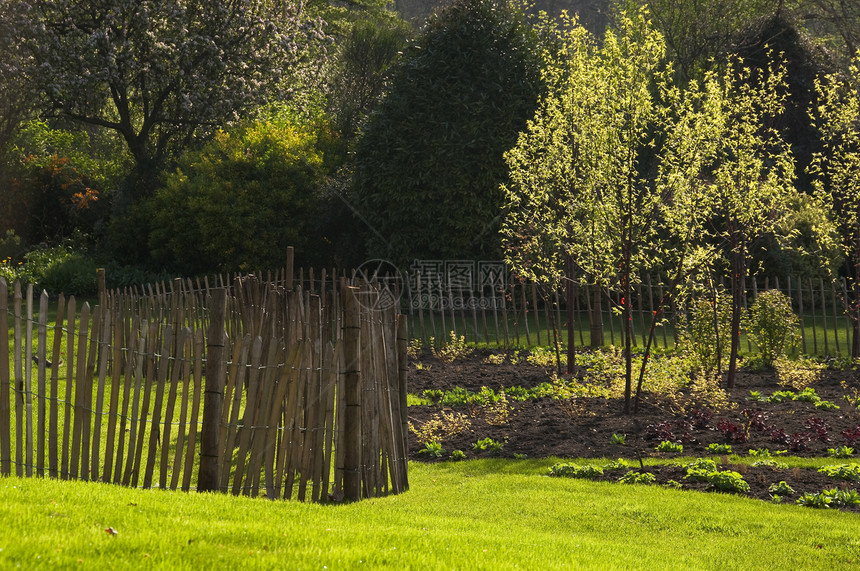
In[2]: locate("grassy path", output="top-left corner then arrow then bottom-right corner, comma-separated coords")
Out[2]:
1,459 -> 858,569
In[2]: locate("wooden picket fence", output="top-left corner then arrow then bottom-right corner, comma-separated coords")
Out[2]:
400,269 -> 858,356
0,270 -> 409,502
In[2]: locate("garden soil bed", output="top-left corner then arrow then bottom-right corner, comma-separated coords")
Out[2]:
406,348 -> 860,512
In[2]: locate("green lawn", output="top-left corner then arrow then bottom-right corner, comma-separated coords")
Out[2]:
1,459 -> 858,569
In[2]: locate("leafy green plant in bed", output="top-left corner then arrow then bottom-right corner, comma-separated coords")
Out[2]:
472,437 -> 504,456
768,481 -> 795,497
549,463 -> 604,479
610,433 -> 627,446
419,441 -> 446,458
450,450 -> 467,461
752,459 -> 788,469
618,471 -> 656,485
797,489 -> 860,509
818,463 -> 860,481
655,440 -> 683,453
604,458 -> 629,470
707,443 -> 732,454
827,445 -> 854,458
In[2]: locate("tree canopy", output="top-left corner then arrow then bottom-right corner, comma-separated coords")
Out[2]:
20,0 -> 325,195
352,0 -> 546,265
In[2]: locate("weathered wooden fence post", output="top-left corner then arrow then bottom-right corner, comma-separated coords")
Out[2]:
199,288 -> 227,492
341,285 -> 362,501
396,313 -> 409,491
0,278 -> 9,476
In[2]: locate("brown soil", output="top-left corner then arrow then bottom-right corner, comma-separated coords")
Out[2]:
406,348 -> 860,512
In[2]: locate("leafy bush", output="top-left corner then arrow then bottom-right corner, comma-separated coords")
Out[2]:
743,290 -> 800,366
684,293 -> 732,372
432,331 -> 472,362
4,243 -> 99,295
774,356 -> 824,390
149,117 -> 326,274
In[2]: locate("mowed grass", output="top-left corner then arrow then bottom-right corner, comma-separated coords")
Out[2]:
1,459 -> 859,570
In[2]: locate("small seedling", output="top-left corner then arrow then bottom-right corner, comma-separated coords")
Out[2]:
655,440 -> 683,453
450,449 -> 466,461
610,433 -> 627,446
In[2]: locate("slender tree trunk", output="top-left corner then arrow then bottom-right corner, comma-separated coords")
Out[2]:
565,254 -> 576,374
726,233 -> 746,389
622,247 -> 633,415
707,270 -> 723,377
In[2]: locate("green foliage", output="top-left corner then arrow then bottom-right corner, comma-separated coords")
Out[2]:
618,471 -> 657,485
744,290 -> 800,366
683,458 -> 719,475
610,434 -> 628,446
707,443 -> 732,455
418,441 -> 446,458
472,437 -> 504,456
431,331 -> 473,362
827,446 -> 854,458
796,488 -> 860,509
818,463 -> 860,481
353,0 -> 546,264
655,441 -> 683,453
809,56 -> 860,293
684,293 -> 732,372
548,463 -> 604,479
768,481 -> 796,496
24,0 -> 324,191
325,16 -> 411,140
149,118 -> 327,274
604,458 -> 629,470
4,120 -> 122,243
450,450 -> 467,461
3,243 -> 99,295
683,461 -> 751,494
774,356 -> 825,390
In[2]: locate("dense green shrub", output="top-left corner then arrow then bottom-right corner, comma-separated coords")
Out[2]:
743,289 -> 800,366
148,118 -> 327,274
684,292 -> 732,372
352,0 -> 546,264
3,243 -> 98,295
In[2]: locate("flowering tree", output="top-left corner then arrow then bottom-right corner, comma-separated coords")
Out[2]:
21,0 -> 325,193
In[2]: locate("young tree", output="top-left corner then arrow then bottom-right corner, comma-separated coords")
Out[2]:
503,9 -> 670,413
809,56 -> 860,356
21,0 -> 324,196
706,56 -> 795,388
